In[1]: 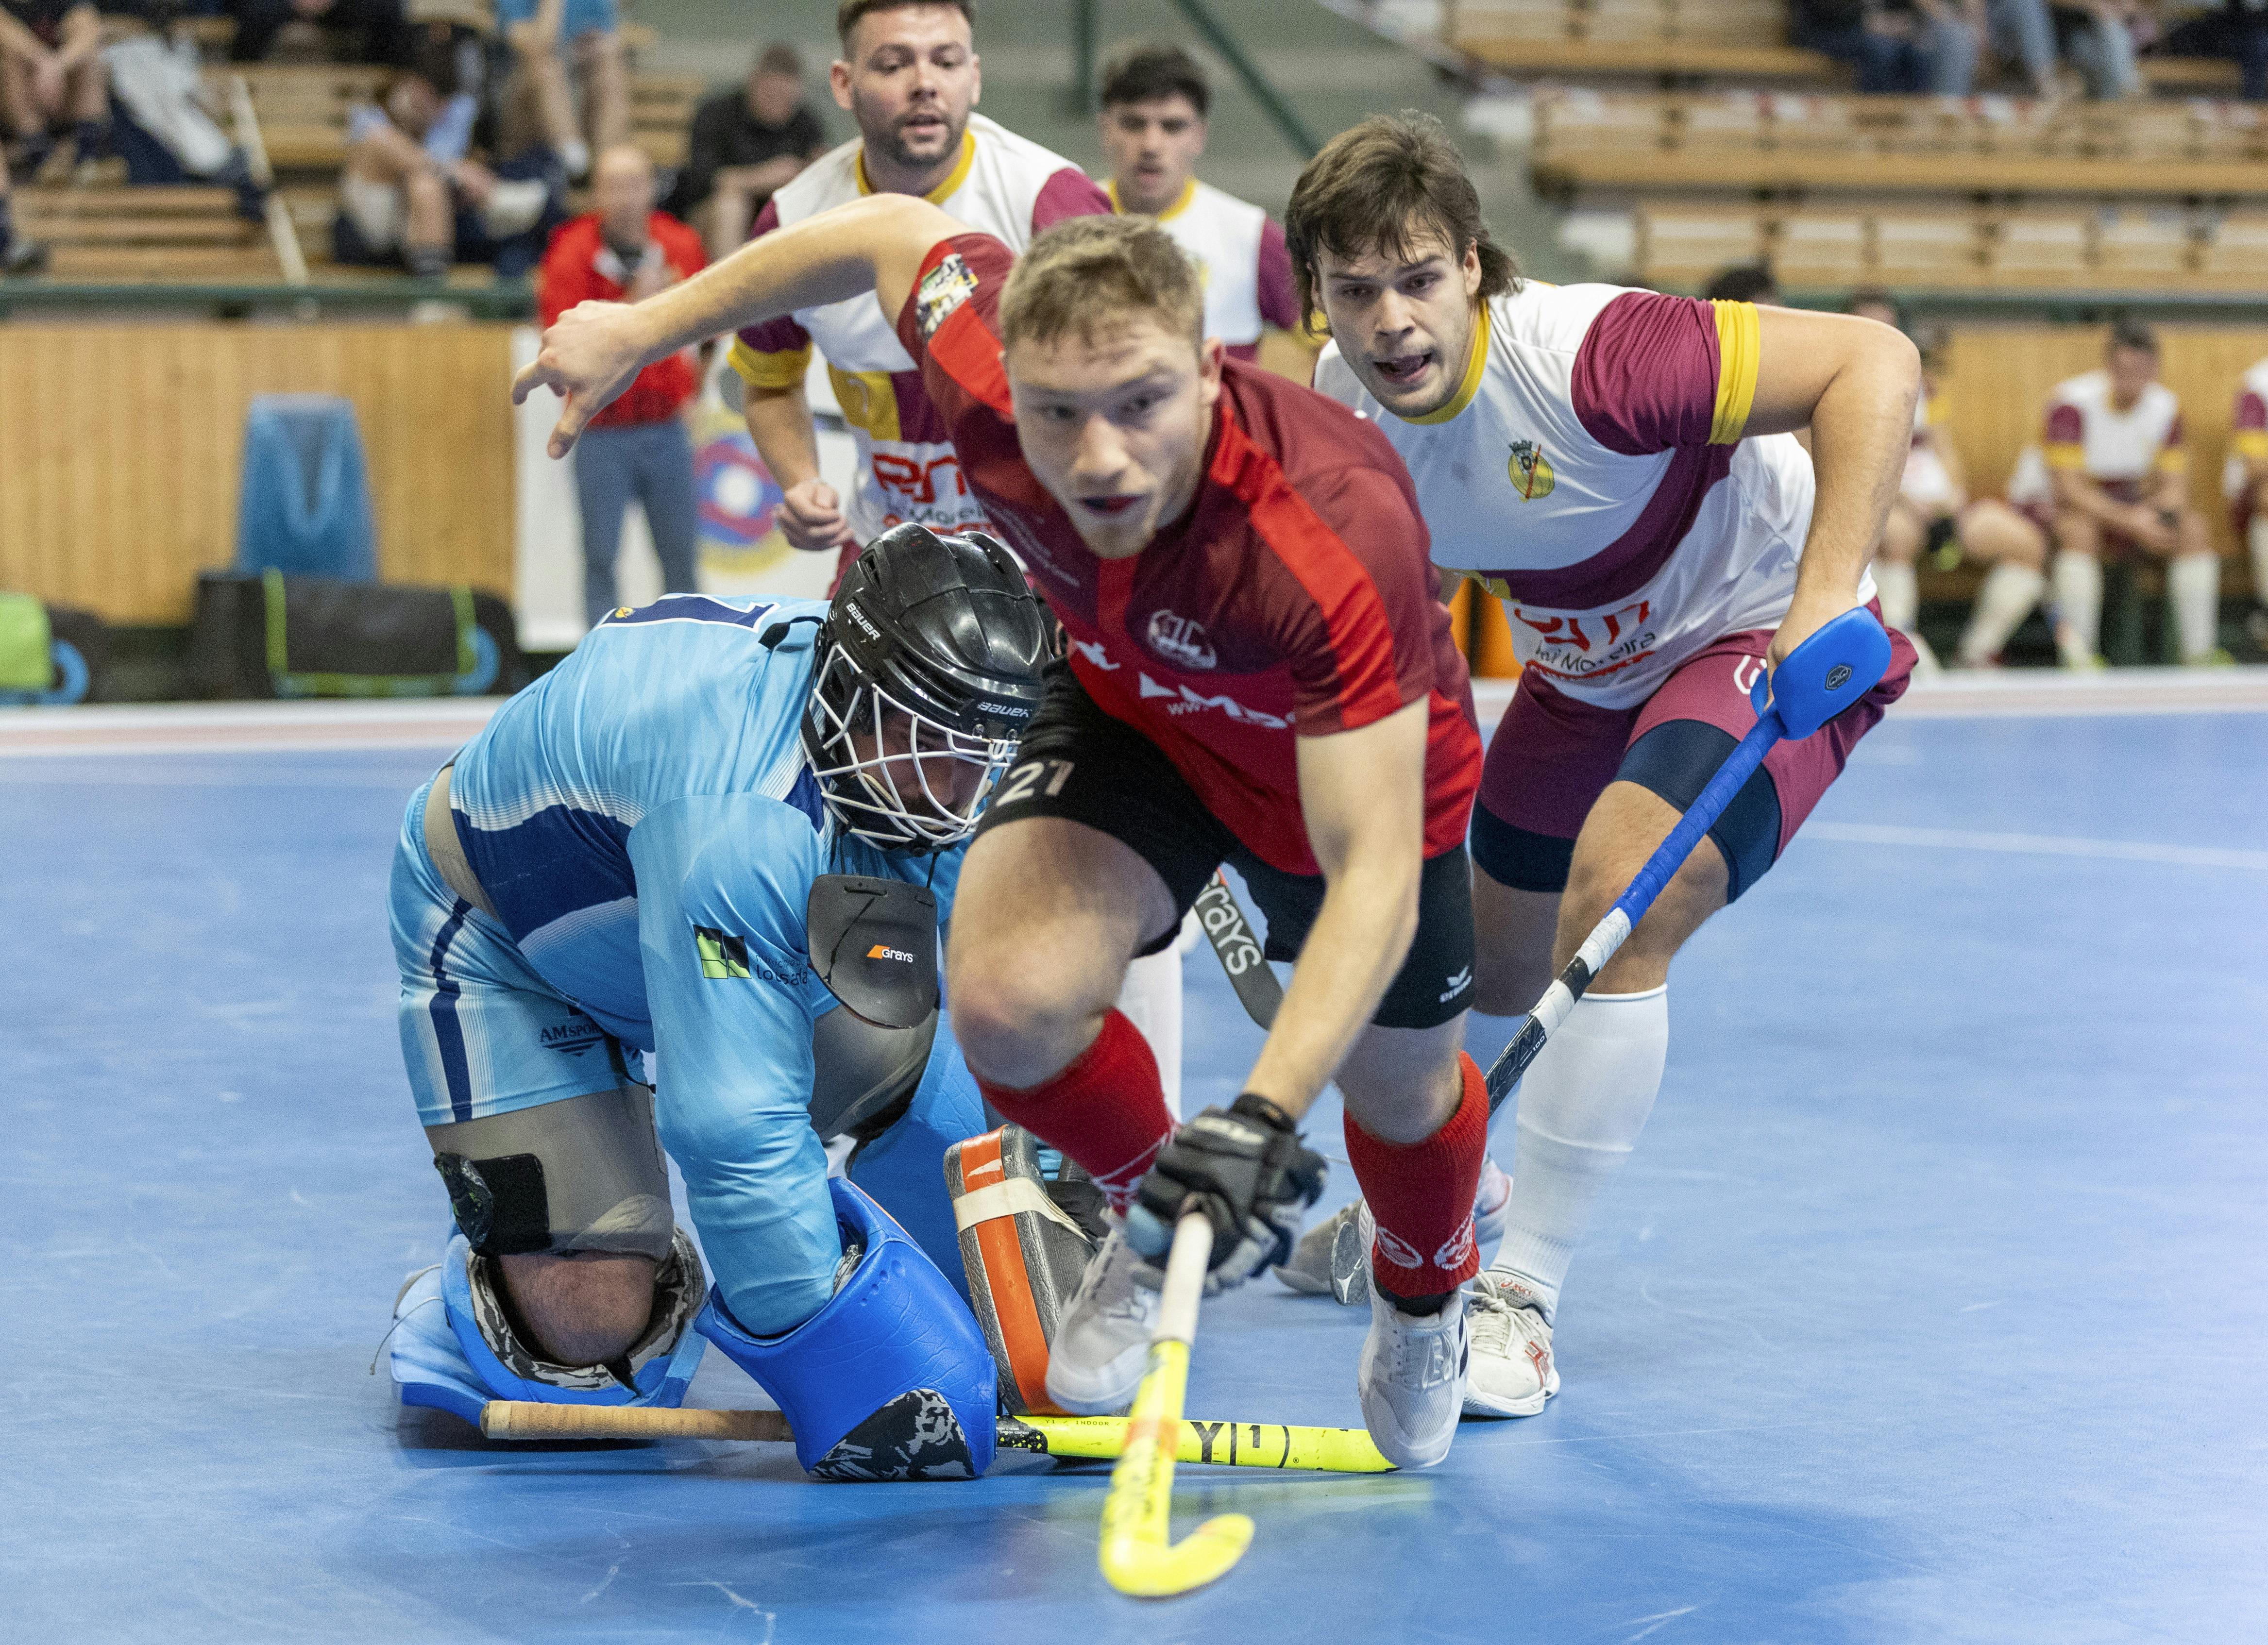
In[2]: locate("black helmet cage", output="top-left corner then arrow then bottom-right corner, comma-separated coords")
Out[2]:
802,527 -> 1050,852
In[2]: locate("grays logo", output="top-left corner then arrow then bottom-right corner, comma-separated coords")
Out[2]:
1825,663 -> 1852,690
1145,609 -> 1217,671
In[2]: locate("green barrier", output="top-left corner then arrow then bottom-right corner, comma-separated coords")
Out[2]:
0,593 -> 53,692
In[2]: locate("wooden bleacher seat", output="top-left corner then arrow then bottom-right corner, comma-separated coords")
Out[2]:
1773,209 -> 1867,287
1631,202 -> 1769,285
1871,209 -> 1985,285
2197,212 -> 2268,285
1986,210 -> 2094,287
2139,55 -> 2243,94
15,186 -> 285,281
1448,0 -> 1843,82
2095,209 -> 2195,282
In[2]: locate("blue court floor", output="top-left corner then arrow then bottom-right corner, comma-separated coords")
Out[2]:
3,700 -> 2264,1643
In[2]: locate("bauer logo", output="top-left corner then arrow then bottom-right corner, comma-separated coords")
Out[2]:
865,943 -> 917,964
916,253 -> 979,338
1145,609 -> 1217,671
1826,664 -> 1852,690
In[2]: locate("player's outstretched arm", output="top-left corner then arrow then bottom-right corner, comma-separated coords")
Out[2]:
1241,698 -> 1431,1121
1745,308 -> 1923,667
512,192 -> 966,458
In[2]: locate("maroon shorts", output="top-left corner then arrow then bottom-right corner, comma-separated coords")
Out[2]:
1472,601 -> 1917,902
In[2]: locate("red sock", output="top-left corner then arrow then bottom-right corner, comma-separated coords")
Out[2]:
1344,1052 -> 1489,1298
972,1008 -> 1175,1214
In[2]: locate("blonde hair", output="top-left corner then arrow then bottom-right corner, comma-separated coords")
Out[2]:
998,216 -> 1203,355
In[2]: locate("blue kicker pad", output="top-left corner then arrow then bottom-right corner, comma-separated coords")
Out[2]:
389,1231 -> 705,1426
696,1178 -> 999,1479
844,1009 -> 989,1306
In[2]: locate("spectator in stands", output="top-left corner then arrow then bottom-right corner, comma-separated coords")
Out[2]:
227,0 -> 414,69
669,43 -> 828,262
1789,0 -> 1980,92
495,0 -> 626,182
1095,41 -> 1300,365
2044,320 -> 2227,667
1985,0 -> 2066,97
2161,0 -> 2268,101
0,0 -> 106,178
2051,1 -> 2146,97
2222,352 -> 2268,651
0,142 -> 45,273
1703,263 -> 1780,304
1851,297 -> 2054,668
337,39 -> 549,279
538,144 -> 707,627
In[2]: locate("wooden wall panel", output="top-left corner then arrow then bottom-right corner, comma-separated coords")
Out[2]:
0,324 -> 515,624
1939,325 -> 2268,558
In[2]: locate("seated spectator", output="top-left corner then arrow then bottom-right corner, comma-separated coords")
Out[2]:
0,0 -> 105,178
336,40 -> 549,278
0,140 -> 48,272
1789,0 -> 1980,93
2160,0 -> 2268,101
1849,297 -> 2053,668
1985,0 -> 2064,97
2052,0 -> 2145,98
537,144 -> 707,627
227,0 -> 413,68
2044,320 -> 2227,667
669,43 -> 826,262
2222,352 -> 2268,651
495,0 -> 625,182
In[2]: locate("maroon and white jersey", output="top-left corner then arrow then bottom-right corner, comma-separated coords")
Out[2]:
2223,355 -> 2268,504
1113,177 -> 1298,360
897,232 -> 1481,877
729,115 -> 1110,543
2043,369 -> 2185,494
1314,283 -> 1832,710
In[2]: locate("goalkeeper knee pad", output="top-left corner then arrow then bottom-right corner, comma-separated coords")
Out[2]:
695,1179 -> 997,1481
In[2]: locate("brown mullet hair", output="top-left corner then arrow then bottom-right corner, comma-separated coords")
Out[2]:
999,216 -> 1205,355
836,0 -> 973,49
1284,112 -> 1518,330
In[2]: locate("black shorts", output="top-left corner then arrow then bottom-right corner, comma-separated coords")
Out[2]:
977,662 -> 1476,1031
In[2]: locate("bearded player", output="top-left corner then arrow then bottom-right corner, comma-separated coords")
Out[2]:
518,197 -> 1492,1468
1287,115 -> 1920,1419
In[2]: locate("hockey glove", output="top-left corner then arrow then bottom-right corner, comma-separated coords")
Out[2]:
1123,1094 -> 1327,1293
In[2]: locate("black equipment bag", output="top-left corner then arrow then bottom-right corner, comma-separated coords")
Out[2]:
186,571 -> 525,700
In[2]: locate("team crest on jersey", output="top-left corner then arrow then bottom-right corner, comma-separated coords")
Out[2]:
1144,609 -> 1217,671
1507,439 -> 1556,501
916,253 -> 979,340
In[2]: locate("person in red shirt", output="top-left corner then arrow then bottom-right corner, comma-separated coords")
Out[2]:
518,197 -> 1489,1469
538,146 -> 709,627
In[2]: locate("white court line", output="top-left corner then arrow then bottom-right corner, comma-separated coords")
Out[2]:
0,700 -> 499,757
1806,821 -> 2268,873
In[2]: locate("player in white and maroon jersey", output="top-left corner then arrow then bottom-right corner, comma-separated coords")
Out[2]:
1095,42 -> 1299,365
2041,321 -> 2224,668
732,0 -> 1110,576
1290,114 -> 1922,1418
2223,353 -> 2268,652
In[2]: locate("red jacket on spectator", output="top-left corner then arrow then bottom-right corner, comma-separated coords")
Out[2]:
539,211 -> 708,429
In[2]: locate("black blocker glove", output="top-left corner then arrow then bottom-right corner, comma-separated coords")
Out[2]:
1122,1094 -> 1327,1293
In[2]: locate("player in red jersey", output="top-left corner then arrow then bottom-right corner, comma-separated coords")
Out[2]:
517,194 -> 1489,1467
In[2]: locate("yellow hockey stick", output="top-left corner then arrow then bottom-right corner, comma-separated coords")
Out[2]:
477,1398 -> 1392,1474
1097,1211 -> 1253,1598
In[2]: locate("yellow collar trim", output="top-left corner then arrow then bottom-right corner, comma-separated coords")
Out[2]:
1107,176 -> 1197,220
857,130 -> 977,204
1399,300 -> 1490,426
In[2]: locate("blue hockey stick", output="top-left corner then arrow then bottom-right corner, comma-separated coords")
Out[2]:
1484,606 -> 1896,1111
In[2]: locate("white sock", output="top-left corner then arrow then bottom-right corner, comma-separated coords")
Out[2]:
2051,549 -> 2102,663
1115,943 -> 1184,1120
559,137 -> 591,180
1874,558 -> 1919,635
2170,554 -> 2221,662
1490,987 -> 1668,1323
1957,561 -> 2046,664
2251,517 -> 2268,613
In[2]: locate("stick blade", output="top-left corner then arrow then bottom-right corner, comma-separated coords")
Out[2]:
1101,1513 -> 1254,1598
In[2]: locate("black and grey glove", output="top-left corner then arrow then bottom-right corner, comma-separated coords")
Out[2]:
1122,1094 -> 1327,1293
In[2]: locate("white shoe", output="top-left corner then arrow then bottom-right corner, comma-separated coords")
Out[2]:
1462,1270 -> 1559,1417
1275,1155 -> 1513,1305
1043,1223 -> 1158,1415
1357,1283 -> 1469,1469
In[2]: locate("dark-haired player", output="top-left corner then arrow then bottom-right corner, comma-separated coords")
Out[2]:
1096,41 -> 1299,363
518,197 -> 1490,1469
1288,113 -> 1920,1418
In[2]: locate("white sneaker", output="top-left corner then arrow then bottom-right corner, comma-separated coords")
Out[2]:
1462,1270 -> 1559,1417
1357,1283 -> 1469,1469
1275,1155 -> 1513,1305
1043,1223 -> 1159,1415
